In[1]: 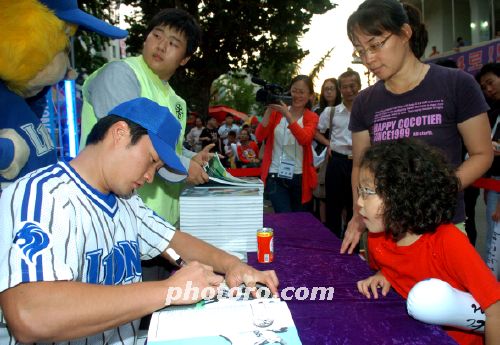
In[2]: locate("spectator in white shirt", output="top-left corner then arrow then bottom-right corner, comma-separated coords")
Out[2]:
218,114 -> 240,144
186,117 -> 205,152
316,70 -> 361,238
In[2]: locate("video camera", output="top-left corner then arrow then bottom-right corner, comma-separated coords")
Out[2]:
251,77 -> 292,106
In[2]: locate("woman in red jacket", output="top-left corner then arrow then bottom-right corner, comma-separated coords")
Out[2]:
256,75 -> 319,213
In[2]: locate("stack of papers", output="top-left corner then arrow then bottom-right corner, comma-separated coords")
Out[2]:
203,155 -> 263,190
180,155 -> 263,254
148,298 -> 302,344
180,186 -> 263,253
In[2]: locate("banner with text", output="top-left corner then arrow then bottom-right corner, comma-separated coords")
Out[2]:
425,38 -> 500,76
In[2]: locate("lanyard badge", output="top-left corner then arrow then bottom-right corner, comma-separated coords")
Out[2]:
278,157 -> 294,179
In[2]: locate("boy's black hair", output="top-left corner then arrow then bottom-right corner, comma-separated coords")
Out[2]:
360,139 -> 459,240
475,62 -> 500,83
146,8 -> 202,57
86,115 -> 147,146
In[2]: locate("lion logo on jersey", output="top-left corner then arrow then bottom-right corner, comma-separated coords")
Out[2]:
13,222 -> 51,264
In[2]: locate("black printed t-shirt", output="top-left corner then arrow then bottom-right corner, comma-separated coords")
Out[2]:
349,63 -> 489,223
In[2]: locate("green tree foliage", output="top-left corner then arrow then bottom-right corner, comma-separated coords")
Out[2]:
309,47 -> 334,84
210,72 -> 257,115
73,0 -> 120,77
121,0 -> 336,115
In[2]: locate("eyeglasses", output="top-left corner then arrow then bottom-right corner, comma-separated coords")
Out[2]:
291,88 -> 307,95
324,87 -> 336,92
353,34 -> 393,59
340,83 -> 358,90
357,186 -> 377,199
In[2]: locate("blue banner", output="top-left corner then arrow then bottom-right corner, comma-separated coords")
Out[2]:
425,38 -> 500,75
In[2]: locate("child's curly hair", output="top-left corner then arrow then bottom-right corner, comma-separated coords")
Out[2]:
360,139 -> 459,239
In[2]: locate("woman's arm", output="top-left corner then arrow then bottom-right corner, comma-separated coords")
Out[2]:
255,107 -> 274,142
457,113 -> 494,189
485,301 -> 500,345
314,130 -> 330,147
341,130 -> 371,254
0,280 -> 168,343
288,112 -> 319,145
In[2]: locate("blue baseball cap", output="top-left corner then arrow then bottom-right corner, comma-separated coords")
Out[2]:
40,0 -> 128,39
108,98 -> 188,181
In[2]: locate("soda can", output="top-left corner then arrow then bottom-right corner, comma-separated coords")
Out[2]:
257,227 -> 274,263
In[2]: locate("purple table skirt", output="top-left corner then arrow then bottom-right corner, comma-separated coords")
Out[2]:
247,213 -> 457,345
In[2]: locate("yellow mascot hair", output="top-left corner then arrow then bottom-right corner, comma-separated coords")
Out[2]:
0,0 -> 68,93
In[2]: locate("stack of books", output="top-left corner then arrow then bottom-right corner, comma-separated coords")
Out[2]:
180,156 -> 263,254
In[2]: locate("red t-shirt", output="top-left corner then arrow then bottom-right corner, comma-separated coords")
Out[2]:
368,224 -> 500,345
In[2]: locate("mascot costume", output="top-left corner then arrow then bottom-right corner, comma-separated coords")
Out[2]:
0,0 -> 127,190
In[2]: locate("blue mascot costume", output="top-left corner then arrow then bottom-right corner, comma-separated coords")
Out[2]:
0,0 -> 127,190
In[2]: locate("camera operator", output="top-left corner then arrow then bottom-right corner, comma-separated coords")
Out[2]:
255,75 -> 319,213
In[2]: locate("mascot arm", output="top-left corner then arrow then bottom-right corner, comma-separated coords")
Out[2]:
407,278 -> 487,332
0,137 -> 15,169
0,129 -> 30,180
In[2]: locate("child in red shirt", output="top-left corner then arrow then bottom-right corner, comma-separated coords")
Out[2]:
356,139 -> 500,345
237,128 -> 260,167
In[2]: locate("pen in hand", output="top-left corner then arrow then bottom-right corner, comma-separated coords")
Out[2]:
166,248 -> 187,267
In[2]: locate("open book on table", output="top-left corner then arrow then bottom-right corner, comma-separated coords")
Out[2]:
147,292 -> 301,344
202,154 -> 262,187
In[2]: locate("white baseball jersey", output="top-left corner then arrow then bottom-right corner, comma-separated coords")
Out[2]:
0,161 -> 176,344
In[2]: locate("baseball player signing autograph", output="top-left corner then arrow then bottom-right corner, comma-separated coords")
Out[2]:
0,98 -> 278,345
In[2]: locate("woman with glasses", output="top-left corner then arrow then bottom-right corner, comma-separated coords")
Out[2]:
313,78 -> 342,116
341,0 -> 493,254
312,78 -> 342,223
256,75 -> 319,213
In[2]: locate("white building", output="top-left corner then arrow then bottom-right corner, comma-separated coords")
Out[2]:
408,0 -> 499,56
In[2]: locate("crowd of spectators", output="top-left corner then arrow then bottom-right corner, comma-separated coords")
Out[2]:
184,113 -> 262,169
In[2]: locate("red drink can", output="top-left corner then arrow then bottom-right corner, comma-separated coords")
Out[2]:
257,228 -> 274,263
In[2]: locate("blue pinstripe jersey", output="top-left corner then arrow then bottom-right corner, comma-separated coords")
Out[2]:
0,161 -> 176,344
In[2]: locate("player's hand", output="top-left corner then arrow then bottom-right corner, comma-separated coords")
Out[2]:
357,271 -> 391,299
193,143 -> 215,166
163,261 -> 223,306
340,214 -> 366,254
224,261 -> 279,298
186,159 -> 209,185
